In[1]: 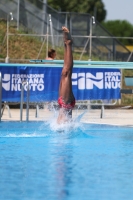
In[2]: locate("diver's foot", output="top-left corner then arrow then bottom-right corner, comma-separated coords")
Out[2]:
62,26 -> 72,43
62,26 -> 69,33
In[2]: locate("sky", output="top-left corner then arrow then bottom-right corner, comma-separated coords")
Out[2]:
102,0 -> 133,25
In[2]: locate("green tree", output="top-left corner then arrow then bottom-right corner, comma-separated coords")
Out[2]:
102,20 -> 133,45
47,0 -> 106,22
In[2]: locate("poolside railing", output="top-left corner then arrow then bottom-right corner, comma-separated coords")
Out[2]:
89,100 -> 117,118
0,72 -> 2,121
30,60 -> 133,69
20,81 -> 30,122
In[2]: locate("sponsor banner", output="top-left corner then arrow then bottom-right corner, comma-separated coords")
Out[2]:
0,65 -> 121,102
72,68 -> 121,100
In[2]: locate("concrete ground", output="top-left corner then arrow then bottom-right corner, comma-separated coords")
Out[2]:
1,106 -> 133,127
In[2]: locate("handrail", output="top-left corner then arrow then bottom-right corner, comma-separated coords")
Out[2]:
20,81 -> 30,122
0,72 -> 2,121
89,100 -> 117,106
89,100 -> 117,118
76,99 -> 117,118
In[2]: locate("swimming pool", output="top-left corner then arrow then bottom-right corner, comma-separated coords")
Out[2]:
0,121 -> 133,200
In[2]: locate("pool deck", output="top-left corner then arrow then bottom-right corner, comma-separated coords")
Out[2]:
1,107 -> 133,127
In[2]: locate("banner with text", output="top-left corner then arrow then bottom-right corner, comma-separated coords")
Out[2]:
0,65 -> 121,102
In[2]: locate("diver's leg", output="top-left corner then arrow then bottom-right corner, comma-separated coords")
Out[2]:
60,41 -> 73,102
57,27 -> 74,123
62,27 -> 73,72
58,37 -> 67,97
65,40 -> 73,72
59,27 -> 73,99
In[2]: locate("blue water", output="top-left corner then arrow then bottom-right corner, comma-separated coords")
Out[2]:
0,121 -> 133,200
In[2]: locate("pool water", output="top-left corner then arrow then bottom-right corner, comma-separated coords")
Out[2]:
0,121 -> 133,200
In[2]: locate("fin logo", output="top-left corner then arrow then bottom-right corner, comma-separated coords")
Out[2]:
72,72 -> 103,89
2,74 -> 11,91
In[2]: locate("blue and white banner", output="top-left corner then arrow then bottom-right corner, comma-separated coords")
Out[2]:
0,65 -> 121,102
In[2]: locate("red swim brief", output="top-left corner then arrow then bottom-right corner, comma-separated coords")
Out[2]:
58,96 -> 75,109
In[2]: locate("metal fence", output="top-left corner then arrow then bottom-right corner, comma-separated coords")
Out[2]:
0,0 -> 133,62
